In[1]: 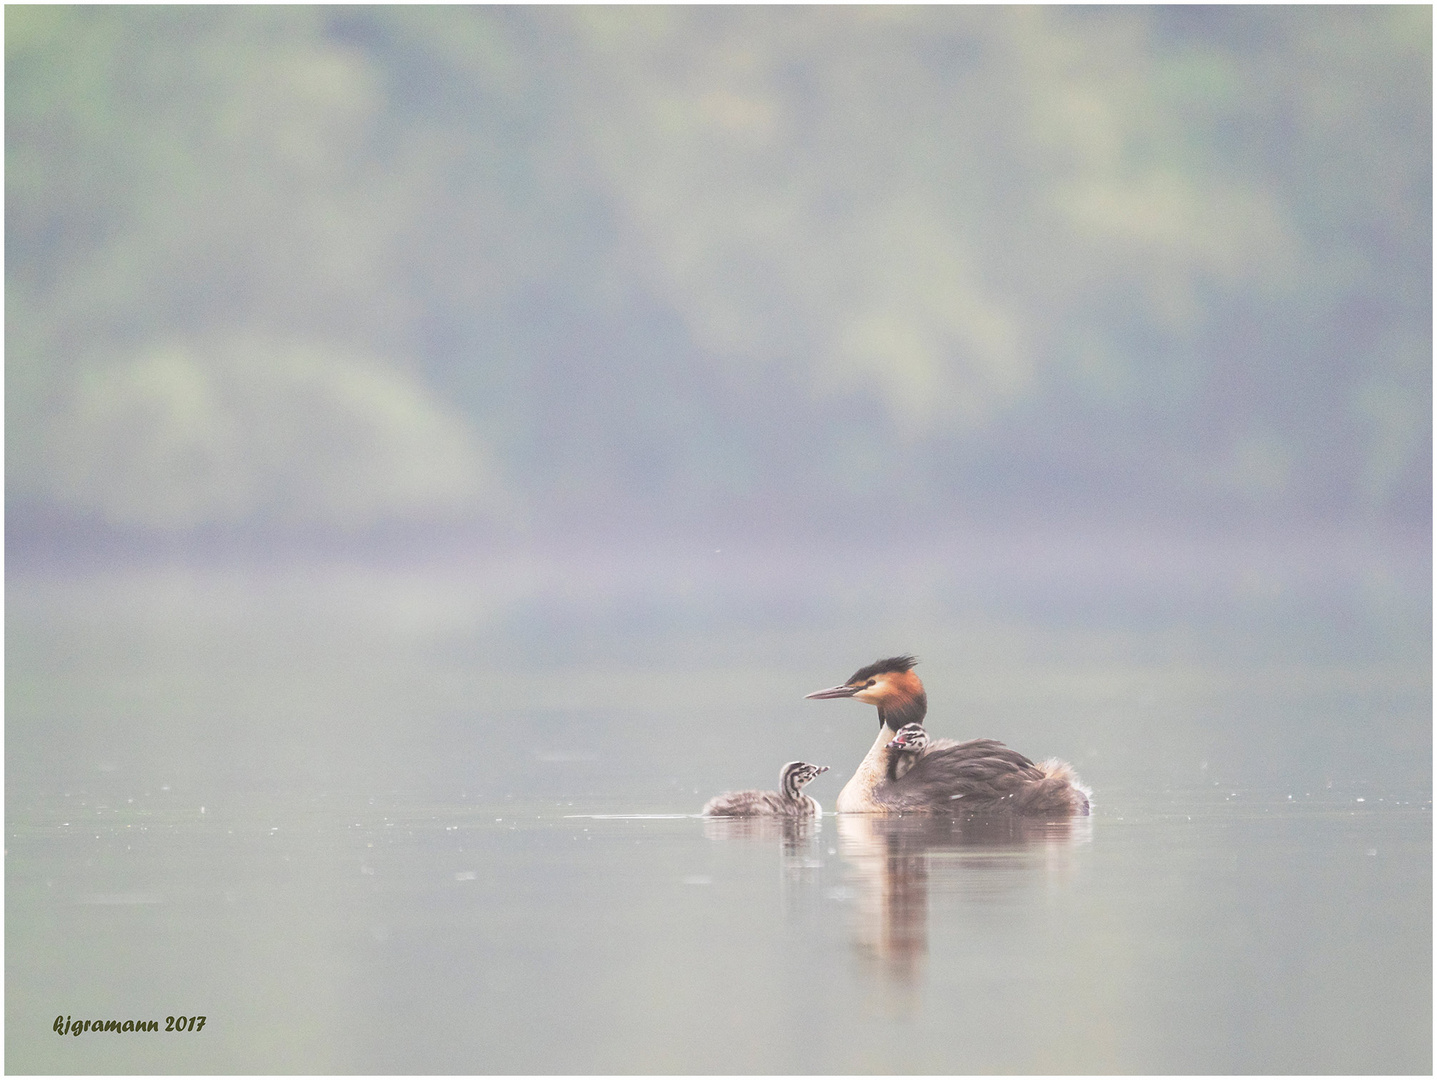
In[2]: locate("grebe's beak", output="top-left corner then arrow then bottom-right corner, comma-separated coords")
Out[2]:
815,765 -> 831,774
805,684 -> 859,700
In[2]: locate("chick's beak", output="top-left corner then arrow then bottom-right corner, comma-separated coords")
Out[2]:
805,684 -> 859,700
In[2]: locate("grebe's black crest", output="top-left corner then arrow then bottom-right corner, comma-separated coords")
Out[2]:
848,655 -> 918,683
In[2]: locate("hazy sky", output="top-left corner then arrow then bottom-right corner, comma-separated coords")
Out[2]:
7,6 -> 1430,550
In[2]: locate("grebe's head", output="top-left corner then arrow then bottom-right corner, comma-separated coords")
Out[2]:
886,723 -> 929,752
805,655 -> 928,730
780,761 -> 830,795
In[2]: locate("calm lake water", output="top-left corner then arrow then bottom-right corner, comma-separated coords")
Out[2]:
6,542 -> 1431,1073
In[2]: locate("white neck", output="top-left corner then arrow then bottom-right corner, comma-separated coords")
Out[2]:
835,724 -> 897,813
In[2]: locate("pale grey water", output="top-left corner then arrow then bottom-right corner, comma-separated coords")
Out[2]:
6,545 -> 1431,1073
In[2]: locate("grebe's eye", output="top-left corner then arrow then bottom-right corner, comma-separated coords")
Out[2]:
864,679 -> 876,688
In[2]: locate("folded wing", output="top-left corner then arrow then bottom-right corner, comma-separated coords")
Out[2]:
875,738 -> 1089,815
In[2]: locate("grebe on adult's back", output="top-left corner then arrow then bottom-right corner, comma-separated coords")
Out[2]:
806,656 -> 1090,816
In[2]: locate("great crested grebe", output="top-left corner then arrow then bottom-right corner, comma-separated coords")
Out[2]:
702,761 -> 830,817
885,723 -> 929,781
806,656 -> 1090,816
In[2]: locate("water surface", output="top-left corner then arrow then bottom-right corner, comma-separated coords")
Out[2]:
7,552 -> 1431,1072
8,789 -> 1430,1073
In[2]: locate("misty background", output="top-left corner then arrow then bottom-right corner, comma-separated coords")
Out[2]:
7,6 -> 1430,552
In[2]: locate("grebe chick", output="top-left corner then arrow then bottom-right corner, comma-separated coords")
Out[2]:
806,655 -> 1090,816
885,723 -> 929,782
703,761 -> 829,817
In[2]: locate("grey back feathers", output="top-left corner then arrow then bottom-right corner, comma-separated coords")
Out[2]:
874,737 -> 1090,816
703,761 -> 829,817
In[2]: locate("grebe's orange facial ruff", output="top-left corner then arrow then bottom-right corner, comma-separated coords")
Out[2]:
805,655 -> 928,730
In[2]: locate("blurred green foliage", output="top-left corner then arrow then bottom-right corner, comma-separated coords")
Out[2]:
6,6 -> 1430,542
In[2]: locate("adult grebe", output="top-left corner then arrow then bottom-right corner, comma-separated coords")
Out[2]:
702,761 -> 829,817
806,656 -> 1090,816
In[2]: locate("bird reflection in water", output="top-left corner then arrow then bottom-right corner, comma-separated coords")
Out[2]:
701,814 -> 828,911
702,812 -> 822,856
837,813 -> 1091,991
700,810 -> 1089,996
